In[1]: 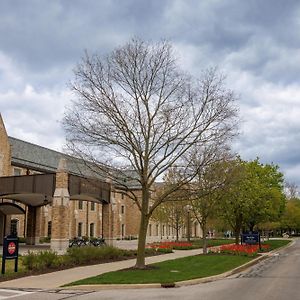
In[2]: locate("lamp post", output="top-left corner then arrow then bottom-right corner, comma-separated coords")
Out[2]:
184,205 -> 192,242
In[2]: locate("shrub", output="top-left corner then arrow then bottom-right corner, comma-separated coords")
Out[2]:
66,246 -> 132,265
22,250 -> 59,271
39,237 -> 51,243
37,251 -> 60,269
22,251 -> 37,271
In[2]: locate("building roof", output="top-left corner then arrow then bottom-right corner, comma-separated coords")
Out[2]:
9,136 -> 64,173
8,136 -> 141,189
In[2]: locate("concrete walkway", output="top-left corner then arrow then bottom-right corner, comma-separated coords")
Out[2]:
0,248 -> 203,289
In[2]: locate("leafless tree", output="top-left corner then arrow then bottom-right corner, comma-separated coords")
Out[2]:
63,39 -> 238,268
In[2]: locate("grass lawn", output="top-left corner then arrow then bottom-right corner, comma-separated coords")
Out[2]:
68,254 -> 252,286
262,239 -> 291,250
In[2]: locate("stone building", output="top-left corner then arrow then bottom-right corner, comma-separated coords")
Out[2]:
0,114 -> 199,252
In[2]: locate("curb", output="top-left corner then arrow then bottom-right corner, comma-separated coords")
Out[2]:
63,239 -> 293,291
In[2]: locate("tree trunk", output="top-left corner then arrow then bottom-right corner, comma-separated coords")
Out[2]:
135,213 -> 150,269
234,231 -> 239,245
202,222 -> 208,254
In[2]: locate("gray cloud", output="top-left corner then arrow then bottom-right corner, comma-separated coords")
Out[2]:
1,0 -> 300,185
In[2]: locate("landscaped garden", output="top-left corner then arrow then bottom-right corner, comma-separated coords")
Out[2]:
67,239 -> 291,286
0,239 -> 291,284
68,254 -> 252,286
146,238 -> 236,252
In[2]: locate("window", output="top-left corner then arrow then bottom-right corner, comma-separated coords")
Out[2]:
78,222 -> 83,237
78,201 -> 83,210
121,205 -> 125,214
121,193 -> 124,200
47,221 -> 52,237
148,224 -> 152,236
121,224 -> 125,237
10,219 -> 18,236
162,225 -> 165,236
156,224 -> 159,236
13,168 -> 21,176
91,202 -> 95,211
89,223 -> 94,237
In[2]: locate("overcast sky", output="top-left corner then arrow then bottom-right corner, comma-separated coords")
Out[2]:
1,0 -> 300,186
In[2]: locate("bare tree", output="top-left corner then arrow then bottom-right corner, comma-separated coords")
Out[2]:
152,167 -> 189,241
63,39 -> 237,269
189,152 -> 231,254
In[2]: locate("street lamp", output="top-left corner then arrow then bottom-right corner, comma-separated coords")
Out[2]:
184,205 -> 192,242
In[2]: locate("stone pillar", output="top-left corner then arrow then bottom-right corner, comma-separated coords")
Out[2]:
26,206 -> 37,244
102,203 -> 115,246
50,158 -> 70,253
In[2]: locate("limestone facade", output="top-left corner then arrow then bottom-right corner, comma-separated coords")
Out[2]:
0,114 -> 201,247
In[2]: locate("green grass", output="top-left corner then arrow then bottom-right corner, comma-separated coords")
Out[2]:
68,254 -> 252,286
262,239 -> 291,250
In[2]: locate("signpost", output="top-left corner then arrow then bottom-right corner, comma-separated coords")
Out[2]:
2,235 -> 19,274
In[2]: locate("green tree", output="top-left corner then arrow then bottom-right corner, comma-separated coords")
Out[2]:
219,158 -> 285,244
190,159 -> 230,254
280,199 -> 300,233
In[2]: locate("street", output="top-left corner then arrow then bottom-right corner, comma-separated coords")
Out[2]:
1,239 -> 299,300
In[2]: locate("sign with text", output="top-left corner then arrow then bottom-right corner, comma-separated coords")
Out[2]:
2,235 -> 19,274
241,232 -> 260,245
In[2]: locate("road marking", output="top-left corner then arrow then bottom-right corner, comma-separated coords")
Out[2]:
0,289 -> 34,299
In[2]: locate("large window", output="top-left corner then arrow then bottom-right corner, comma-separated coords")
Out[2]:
13,168 -> 21,176
47,221 -> 52,237
78,200 -> 83,210
91,202 -> 95,211
89,223 -> 94,237
78,222 -> 83,237
121,224 -> 125,237
10,219 -> 18,236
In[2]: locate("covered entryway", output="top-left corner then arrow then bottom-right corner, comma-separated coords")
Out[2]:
0,158 -> 112,253
0,203 -> 25,244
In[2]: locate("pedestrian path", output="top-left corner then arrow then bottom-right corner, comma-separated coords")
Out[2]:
0,248 -> 203,289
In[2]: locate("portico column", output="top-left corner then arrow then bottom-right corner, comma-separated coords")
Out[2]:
50,158 -> 70,253
102,203 -> 115,246
26,206 -> 37,245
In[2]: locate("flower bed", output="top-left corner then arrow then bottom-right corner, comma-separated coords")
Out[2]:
146,241 -> 193,251
209,244 -> 270,257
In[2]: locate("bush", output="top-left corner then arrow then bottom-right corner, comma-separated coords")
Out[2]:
37,251 -> 60,269
22,251 -> 37,271
18,237 -> 26,243
39,237 -> 51,243
66,246 -> 132,265
22,250 -> 60,271
156,248 -> 173,254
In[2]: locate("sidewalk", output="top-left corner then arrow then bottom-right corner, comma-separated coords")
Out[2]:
0,248 -> 203,289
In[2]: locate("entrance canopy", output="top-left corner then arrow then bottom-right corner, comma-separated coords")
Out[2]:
0,173 -> 111,207
0,203 -> 25,215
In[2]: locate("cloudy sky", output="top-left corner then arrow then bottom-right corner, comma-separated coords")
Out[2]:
1,0 -> 300,185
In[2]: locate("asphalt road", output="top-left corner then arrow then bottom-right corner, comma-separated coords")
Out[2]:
2,239 -> 299,300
